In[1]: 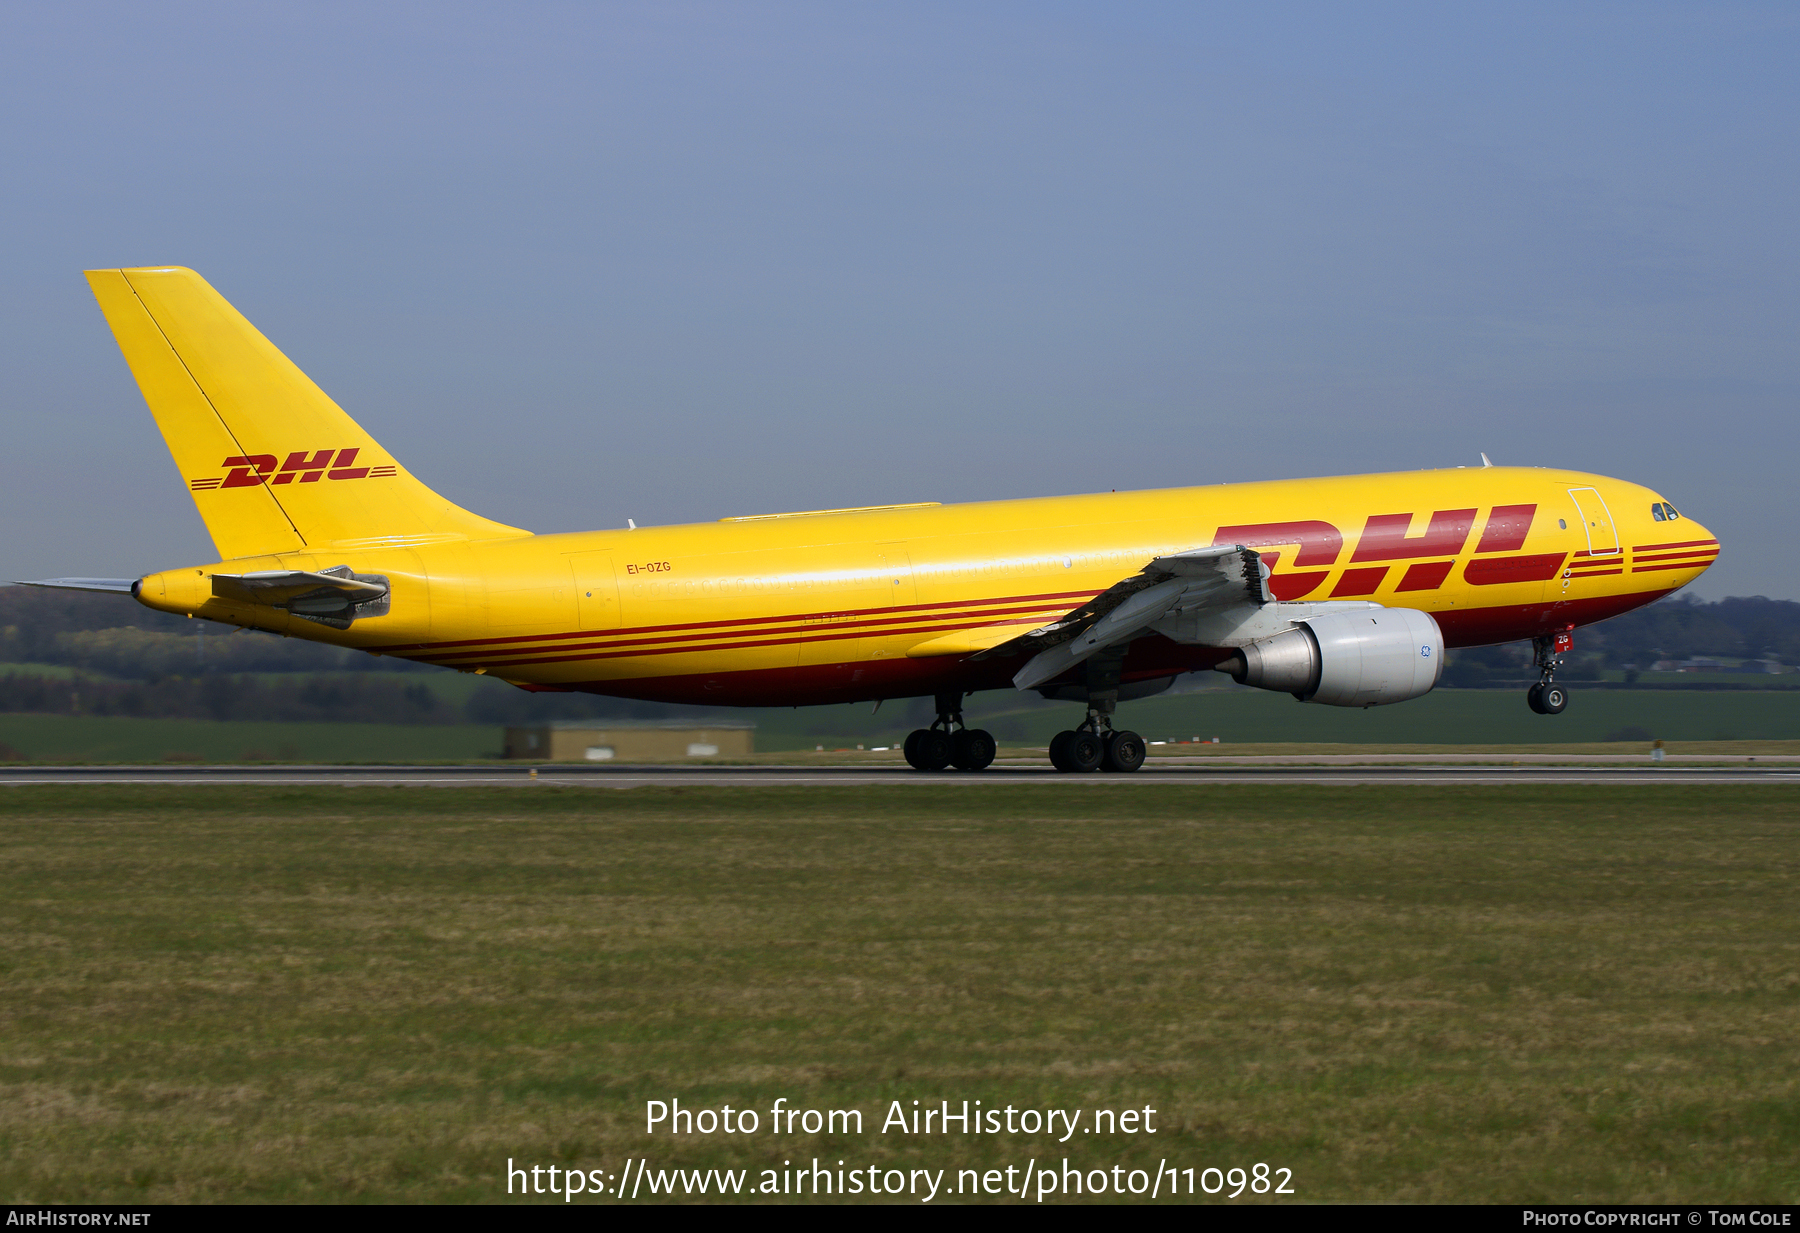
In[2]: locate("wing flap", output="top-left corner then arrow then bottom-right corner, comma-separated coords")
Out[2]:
905,620 -> 1048,658
1007,545 -> 1272,690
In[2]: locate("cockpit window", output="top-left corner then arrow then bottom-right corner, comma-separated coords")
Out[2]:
1651,503 -> 1666,521
1665,503 -> 1680,520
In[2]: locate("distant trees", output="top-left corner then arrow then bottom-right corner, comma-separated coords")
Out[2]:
1586,593 -> 1800,667
0,671 -> 448,724
1440,592 -> 1800,681
0,588 -> 432,677
0,587 -> 740,724
1440,643 -> 1528,687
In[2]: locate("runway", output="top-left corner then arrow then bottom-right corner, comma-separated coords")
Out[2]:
2,761 -> 1797,787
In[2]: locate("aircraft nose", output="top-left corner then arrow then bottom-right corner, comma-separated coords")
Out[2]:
1688,517 -> 1720,561
1659,513 -> 1721,580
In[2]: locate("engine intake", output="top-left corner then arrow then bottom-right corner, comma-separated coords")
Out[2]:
1218,608 -> 1443,707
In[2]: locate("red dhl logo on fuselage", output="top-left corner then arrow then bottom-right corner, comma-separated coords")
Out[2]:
189,449 -> 398,491
1221,505 -> 1532,598
1217,506 -> 1715,598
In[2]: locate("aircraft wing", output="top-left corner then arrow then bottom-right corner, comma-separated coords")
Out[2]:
997,545 -> 1273,691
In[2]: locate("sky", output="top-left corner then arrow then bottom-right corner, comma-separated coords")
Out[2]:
1,1 -> 1795,598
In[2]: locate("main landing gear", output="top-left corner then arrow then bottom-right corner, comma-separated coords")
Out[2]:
1048,694 -> 1145,774
1527,627 -> 1572,715
1049,720 -> 1146,774
903,693 -> 997,772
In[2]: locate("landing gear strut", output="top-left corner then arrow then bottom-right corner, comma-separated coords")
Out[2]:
903,693 -> 997,772
1047,648 -> 1145,773
1527,627 -> 1572,715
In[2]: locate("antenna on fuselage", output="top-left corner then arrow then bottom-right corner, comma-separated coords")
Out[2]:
1479,453 -> 1493,467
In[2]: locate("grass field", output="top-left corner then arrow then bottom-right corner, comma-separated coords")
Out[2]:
1,784 -> 1797,1204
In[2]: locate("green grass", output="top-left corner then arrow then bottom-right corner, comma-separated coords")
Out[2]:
0,785 -> 1797,1203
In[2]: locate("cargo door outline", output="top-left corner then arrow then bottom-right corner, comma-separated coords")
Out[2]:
568,552 -> 621,632
798,542 -> 916,667
871,542 -> 916,661
1567,488 -> 1620,556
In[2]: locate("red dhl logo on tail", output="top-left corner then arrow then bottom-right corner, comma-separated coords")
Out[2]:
189,449 -> 398,491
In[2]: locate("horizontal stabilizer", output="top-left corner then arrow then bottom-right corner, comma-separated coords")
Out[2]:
211,568 -> 387,606
211,565 -> 390,630
13,578 -> 136,594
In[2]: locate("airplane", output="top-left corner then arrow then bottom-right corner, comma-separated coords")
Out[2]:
20,267 -> 1720,773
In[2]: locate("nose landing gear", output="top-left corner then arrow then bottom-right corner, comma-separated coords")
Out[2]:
1527,628 -> 1573,715
903,693 -> 997,771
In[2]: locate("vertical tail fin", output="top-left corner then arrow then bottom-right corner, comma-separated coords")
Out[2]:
86,266 -> 528,560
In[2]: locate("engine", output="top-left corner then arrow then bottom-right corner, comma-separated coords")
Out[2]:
1217,607 -> 1443,707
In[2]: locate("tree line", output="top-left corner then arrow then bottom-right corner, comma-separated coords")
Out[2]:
1442,594 -> 1800,686
0,588 -> 733,724
0,671 -> 448,723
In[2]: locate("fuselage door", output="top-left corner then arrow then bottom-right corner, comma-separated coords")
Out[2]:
568,552 -> 621,631
874,542 -> 917,608
1567,488 -> 1620,557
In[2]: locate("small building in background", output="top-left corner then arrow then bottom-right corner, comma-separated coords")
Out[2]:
503,720 -> 755,762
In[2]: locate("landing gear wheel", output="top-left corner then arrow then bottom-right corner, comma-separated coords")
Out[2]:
949,728 -> 997,771
911,729 -> 952,771
1526,684 -> 1546,714
1066,731 -> 1104,773
1103,730 -> 1146,773
1048,730 -> 1077,772
905,728 -> 952,770
1540,683 -> 1568,714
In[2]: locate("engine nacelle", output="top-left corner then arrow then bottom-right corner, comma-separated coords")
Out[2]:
1219,608 -> 1443,707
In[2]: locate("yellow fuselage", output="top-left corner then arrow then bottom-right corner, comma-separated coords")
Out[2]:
136,465 -> 1718,707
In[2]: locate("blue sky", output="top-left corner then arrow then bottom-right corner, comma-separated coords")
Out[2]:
3,2 -> 1794,597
